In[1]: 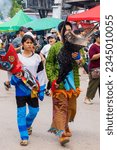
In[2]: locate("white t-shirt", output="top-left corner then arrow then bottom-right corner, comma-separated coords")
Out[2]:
0,39 -> 2,44
18,53 -> 41,77
41,44 -> 51,58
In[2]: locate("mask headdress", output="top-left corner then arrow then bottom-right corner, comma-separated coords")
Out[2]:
85,23 -> 99,38
65,22 -> 99,47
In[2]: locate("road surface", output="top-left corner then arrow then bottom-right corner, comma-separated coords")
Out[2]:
0,68 -> 100,150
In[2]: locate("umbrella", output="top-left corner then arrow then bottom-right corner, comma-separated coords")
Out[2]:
24,17 -> 63,31
0,10 -> 32,31
68,5 -> 100,22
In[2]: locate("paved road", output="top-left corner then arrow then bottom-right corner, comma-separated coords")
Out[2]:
0,69 -> 100,150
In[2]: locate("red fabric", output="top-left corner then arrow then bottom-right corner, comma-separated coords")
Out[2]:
68,5 -> 100,22
80,22 -> 94,28
0,44 -> 22,74
0,44 -> 40,92
51,80 -> 57,93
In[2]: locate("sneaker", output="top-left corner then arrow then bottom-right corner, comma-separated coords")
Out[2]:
84,98 -> 93,104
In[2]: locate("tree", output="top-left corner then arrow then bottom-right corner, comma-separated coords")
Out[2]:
16,0 -> 22,5
9,0 -> 22,17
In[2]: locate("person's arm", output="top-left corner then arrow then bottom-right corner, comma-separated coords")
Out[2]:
90,53 -> 100,60
14,46 -> 22,52
89,44 -> 100,61
39,52 -> 46,63
12,38 -> 22,53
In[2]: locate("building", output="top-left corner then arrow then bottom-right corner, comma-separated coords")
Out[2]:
25,0 -> 54,18
65,0 -> 100,8
24,0 -> 99,18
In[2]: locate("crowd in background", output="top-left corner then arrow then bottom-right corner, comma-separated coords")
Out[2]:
0,22 -> 100,101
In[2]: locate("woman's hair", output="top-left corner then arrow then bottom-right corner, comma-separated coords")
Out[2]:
92,31 -> 100,43
58,21 -> 72,33
22,35 -> 35,44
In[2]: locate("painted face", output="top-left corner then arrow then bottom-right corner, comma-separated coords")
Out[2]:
22,39 -> 34,51
63,25 -> 72,36
65,25 -> 72,32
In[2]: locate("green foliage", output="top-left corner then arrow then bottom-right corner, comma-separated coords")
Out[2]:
16,0 -> 22,5
9,0 -> 22,17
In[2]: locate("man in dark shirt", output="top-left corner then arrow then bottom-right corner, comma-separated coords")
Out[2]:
12,26 -> 28,53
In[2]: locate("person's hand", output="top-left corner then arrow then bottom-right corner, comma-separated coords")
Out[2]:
15,72 -> 23,79
51,80 -> 59,92
72,52 -> 81,60
40,53 -> 46,63
75,58 -> 82,65
55,82 -> 59,88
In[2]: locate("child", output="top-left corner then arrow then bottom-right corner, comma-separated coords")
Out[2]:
11,35 -> 46,146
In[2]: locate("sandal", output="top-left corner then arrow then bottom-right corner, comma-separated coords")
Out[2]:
20,140 -> 28,146
4,82 -> 11,90
59,136 -> 70,146
28,127 -> 32,135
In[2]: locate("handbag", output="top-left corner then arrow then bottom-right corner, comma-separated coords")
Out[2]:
91,68 -> 100,79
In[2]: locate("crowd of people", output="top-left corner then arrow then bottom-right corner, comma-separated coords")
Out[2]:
0,21 -> 100,146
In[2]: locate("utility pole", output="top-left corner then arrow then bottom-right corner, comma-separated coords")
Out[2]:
52,0 -> 63,18
21,0 -> 28,8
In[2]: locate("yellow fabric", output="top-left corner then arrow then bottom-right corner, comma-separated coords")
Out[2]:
31,86 -> 39,98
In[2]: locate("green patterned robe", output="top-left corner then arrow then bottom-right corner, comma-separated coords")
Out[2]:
45,41 -> 80,89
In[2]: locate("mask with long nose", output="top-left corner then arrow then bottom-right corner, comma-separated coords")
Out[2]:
64,23 -> 99,52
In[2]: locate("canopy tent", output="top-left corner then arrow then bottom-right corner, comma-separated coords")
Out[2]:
0,10 -> 32,32
24,17 -> 63,31
68,5 -> 100,22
